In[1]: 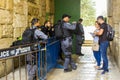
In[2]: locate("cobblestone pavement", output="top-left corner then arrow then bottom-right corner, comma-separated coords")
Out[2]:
47,47 -> 120,80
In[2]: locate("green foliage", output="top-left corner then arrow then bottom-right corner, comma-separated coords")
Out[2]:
81,0 -> 96,26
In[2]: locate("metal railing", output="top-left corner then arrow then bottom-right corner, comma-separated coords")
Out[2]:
0,38 -> 62,80
0,42 -> 47,80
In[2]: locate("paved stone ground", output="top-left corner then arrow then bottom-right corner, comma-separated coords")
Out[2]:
47,47 -> 120,80
0,47 -> 120,80
0,67 -> 27,80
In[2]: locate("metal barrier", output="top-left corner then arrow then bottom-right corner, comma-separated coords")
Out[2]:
0,42 -> 47,80
47,40 -> 61,72
47,38 -> 63,72
0,38 -> 62,80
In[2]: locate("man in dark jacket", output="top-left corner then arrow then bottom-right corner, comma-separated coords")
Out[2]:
75,18 -> 85,56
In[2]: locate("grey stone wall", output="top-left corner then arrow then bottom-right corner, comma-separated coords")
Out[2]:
107,0 -> 120,71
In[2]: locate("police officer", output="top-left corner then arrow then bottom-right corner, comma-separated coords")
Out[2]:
27,18 -> 48,80
75,18 -> 85,56
61,14 -> 77,72
32,18 -> 48,40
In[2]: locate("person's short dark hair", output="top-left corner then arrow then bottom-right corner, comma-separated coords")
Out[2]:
95,21 -> 101,26
62,14 -> 71,19
44,20 -> 50,26
97,16 -> 104,20
31,18 -> 39,25
79,18 -> 83,22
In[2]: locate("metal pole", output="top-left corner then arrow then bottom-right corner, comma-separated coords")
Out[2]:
25,55 -> 28,80
19,56 -> 21,80
5,60 -> 7,80
12,58 -> 15,80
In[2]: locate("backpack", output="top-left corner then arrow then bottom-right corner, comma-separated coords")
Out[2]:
10,40 -> 23,47
54,21 -> 64,39
106,24 -> 115,41
75,22 -> 84,35
10,28 -> 36,47
22,27 -> 36,44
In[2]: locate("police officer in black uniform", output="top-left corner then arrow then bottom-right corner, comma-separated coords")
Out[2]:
61,14 -> 77,72
75,18 -> 85,56
27,18 -> 48,80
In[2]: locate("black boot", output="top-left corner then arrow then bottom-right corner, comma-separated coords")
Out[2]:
64,68 -> 72,73
76,53 -> 84,56
72,65 -> 77,70
79,53 -> 84,56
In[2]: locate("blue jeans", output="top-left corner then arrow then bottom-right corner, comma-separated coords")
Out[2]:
93,50 -> 101,66
100,41 -> 109,71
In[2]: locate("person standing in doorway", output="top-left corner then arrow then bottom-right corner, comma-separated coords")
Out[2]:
94,16 -> 109,74
75,18 -> 85,56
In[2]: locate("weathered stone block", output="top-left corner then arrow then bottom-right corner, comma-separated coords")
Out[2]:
21,27 -> 26,34
13,0 -> 21,4
2,25 -> 13,38
0,25 -> 2,39
28,5 -> 40,16
6,0 -> 13,10
14,2 -> 26,15
41,0 -> 46,17
0,38 -> 13,48
13,14 -> 27,28
13,27 -> 22,38
28,0 -> 36,4
46,0 -> 50,13
41,6 -> 46,17
0,10 -> 13,24
0,0 -> 5,9
119,39 -> 120,69
39,17 -> 46,25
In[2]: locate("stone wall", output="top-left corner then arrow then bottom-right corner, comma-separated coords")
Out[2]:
107,0 -> 120,71
0,0 -> 54,48
0,0 -> 54,77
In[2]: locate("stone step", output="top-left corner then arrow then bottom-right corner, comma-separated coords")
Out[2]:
83,40 -> 93,46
